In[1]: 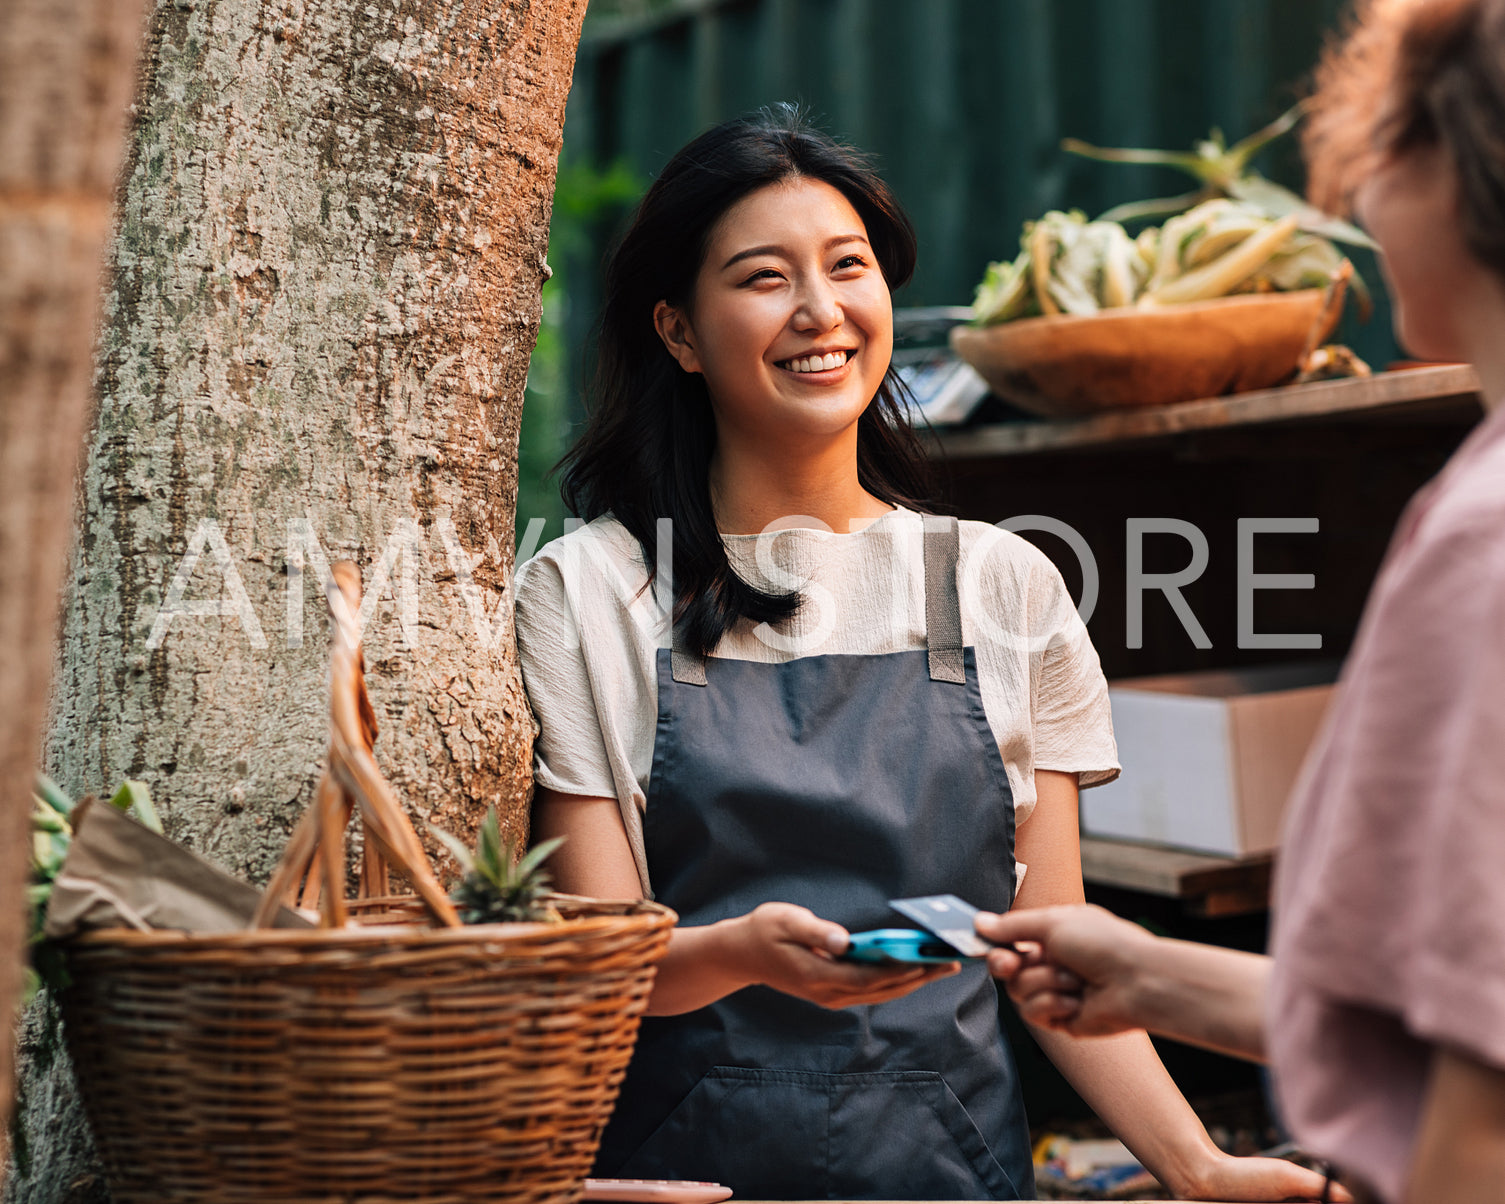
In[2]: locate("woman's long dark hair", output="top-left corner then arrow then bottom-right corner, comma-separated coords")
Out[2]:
558,103 -> 936,657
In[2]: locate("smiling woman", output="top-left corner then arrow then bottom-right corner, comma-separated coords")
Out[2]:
555,105 -> 930,659
511,105 -> 1331,1203
651,177 -> 896,533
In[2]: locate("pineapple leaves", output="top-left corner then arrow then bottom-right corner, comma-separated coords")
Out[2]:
514,836 -> 567,890
1225,175 -> 1377,250
475,807 -> 505,886
432,807 -> 567,925
426,821 -> 477,875
1060,138 -> 1210,177
1098,188 -> 1216,227
1221,102 -> 1306,179
1064,103 -> 1306,192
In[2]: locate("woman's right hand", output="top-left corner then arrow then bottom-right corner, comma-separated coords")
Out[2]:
532,792 -> 956,1013
647,902 -> 958,1016
724,902 -> 958,1009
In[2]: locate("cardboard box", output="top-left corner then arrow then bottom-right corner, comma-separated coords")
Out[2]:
1082,663 -> 1338,858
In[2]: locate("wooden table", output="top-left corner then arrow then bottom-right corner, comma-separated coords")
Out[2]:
928,362 -> 1482,460
1080,836 -> 1273,918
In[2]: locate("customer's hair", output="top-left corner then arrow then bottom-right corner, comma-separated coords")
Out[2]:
558,103 -> 934,658
1305,0 -> 1505,278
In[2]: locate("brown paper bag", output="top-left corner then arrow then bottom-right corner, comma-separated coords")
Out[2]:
44,797 -> 312,938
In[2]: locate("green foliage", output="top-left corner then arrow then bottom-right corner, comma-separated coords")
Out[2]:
548,161 -> 644,257
516,157 -> 645,553
581,0 -> 689,30
24,774 -> 162,1004
1064,103 -> 1376,251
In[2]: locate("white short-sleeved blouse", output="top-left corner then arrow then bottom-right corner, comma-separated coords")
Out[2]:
513,507 -> 1120,894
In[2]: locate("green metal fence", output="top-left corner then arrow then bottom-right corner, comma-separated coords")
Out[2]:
563,0 -> 1386,350
515,0 -> 1394,542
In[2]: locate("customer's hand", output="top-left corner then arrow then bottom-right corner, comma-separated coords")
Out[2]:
976,903 -> 1155,1036
730,902 -> 958,1009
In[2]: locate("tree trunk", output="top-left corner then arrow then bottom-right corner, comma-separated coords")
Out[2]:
0,0 -> 149,1180
11,0 -> 585,1197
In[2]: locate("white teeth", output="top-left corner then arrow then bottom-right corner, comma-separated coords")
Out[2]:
783,351 -> 850,372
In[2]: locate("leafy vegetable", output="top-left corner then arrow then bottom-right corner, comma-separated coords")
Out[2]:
971,198 -> 1363,326
24,775 -> 162,1004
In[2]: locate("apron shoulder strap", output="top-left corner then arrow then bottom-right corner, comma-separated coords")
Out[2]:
670,624 -> 709,686
923,514 -> 966,684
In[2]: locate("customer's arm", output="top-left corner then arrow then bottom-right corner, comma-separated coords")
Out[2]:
977,902 -> 1271,1063
999,772 -> 1330,1202
1404,1046 -> 1505,1204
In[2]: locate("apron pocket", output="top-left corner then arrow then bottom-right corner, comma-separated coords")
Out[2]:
617,1066 -> 830,1198
828,1070 -> 1024,1200
618,1066 -> 1024,1201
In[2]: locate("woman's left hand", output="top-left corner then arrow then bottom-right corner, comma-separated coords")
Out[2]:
1166,1148 -> 1349,1202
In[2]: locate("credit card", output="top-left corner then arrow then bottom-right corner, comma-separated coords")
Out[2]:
889,894 -> 997,958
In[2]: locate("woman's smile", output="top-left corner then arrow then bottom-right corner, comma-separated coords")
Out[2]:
775,348 -> 856,375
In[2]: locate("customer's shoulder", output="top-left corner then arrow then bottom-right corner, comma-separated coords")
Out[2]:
1433,425 -> 1505,535
1371,432 -> 1505,634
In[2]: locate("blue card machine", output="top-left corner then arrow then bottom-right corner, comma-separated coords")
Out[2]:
841,894 -> 997,964
843,928 -> 966,965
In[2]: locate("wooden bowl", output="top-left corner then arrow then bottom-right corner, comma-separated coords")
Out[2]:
949,289 -> 1341,419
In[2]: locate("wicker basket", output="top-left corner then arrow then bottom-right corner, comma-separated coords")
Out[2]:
58,563 -> 675,1203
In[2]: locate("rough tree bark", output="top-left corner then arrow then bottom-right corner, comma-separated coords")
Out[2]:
0,0 -> 149,1176
10,0 -> 585,1198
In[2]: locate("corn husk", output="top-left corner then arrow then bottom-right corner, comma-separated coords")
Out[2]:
1141,214 -> 1300,307
972,199 -> 1356,326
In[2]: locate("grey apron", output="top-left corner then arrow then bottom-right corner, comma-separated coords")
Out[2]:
594,516 -> 1035,1200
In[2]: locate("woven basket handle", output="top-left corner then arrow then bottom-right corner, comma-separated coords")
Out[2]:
252,561 -> 461,930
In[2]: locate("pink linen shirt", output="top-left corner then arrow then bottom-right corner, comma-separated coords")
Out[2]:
1269,398 -> 1505,1204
